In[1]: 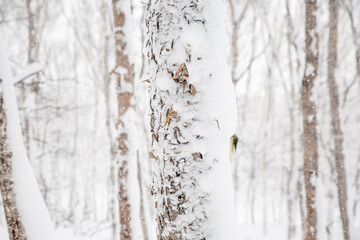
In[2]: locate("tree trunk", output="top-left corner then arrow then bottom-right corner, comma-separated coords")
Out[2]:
24,0 -> 42,156
297,176 -> 306,240
145,1 -> 237,239
0,31 -> 53,240
285,1 -> 296,238
327,1 -> 350,239
301,1 -> 320,240
112,0 -> 139,239
137,151 -> 149,240
0,87 -> 27,240
344,0 -> 360,86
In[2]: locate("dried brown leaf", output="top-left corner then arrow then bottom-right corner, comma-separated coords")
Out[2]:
189,84 -> 196,95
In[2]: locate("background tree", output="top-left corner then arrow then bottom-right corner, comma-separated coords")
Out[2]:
327,1 -> 350,239
301,1 -> 320,239
111,0 -> 142,239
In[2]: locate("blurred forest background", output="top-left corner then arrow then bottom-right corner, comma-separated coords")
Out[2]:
0,0 -> 360,239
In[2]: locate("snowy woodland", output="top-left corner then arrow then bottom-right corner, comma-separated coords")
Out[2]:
0,0 -> 360,240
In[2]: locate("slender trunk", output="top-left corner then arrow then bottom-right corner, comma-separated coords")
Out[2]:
112,0 -> 138,239
69,44 -> 79,224
137,151 -> 149,240
298,176 -> 306,240
343,0 -> 360,86
262,149 -> 267,234
0,88 -> 27,240
25,0 -> 43,151
103,27 -> 117,240
285,0 -> 296,238
301,1 -> 320,240
23,0 -> 37,157
327,1 -> 350,239
228,0 -> 239,86
146,1 -> 237,239
353,151 -> 360,217
227,0 -> 251,85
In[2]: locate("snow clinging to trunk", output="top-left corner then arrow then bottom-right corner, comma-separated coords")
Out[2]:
145,0 -> 237,239
0,38 -> 53,240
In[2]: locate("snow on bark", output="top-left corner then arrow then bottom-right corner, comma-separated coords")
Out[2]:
145,0 -> 237,239
0,38 -> 53,240
112,0 -> 142,239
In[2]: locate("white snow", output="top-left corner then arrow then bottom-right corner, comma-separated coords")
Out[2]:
13,63 -> 43,85
0,38 -> 54,240
146,0 -> 237,239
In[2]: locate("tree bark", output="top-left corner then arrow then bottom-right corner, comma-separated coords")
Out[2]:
301,1 -> 320,240
145,1 -> 237,239
112,0 -> 138,239
24,0 -> 42,156
0,87 -> 27,240
327,1 -> 350,239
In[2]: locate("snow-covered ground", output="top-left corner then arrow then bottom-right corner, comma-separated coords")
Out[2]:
1,222 -> 359,240
0,226 -> 110,240
0,224 -> 288,240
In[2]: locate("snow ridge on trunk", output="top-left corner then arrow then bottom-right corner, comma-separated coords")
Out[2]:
0,38 -> 53,240
145,0 -> 237,239
112,0 -> 143,239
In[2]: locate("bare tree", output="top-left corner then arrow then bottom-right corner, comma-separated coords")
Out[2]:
327,1 -> 350,239
0,83 -> 27,240
285,0 -> 299,238
24,0 -> 45,155
342,0 -> 360,87
112,0 -> 139,239
301,1 -> 320,239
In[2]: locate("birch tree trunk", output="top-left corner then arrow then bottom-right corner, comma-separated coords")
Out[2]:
327,1 -> 350,239
112,0 -> 141,239
0,84 -> 27,240
301,1 -> 319,240
145,1 -> 237,239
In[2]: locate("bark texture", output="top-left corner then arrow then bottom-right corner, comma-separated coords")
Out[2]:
146,1 -> 236,239
301,1 -> 319,240
327,1 -> 350,239
0,85 -> 27,240
23,0 -> 41,156
112,0 -> 137,239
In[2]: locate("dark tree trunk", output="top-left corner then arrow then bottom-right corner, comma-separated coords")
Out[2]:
301,1 -> 320,240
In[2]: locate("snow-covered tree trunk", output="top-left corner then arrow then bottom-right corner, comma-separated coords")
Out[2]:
0,84 -> 27,240
0,37 -> 53,240
327,1 -> 350,239
301,1 -> 319,240
145,1 -> 237,239
112,0 -> 142,239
